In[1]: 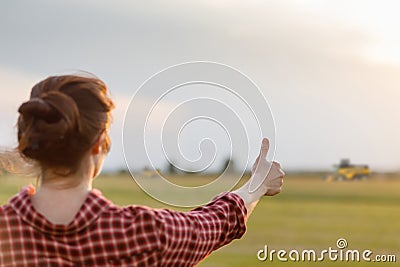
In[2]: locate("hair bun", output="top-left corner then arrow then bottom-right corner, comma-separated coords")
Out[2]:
18,98 -> 61,124
17,91 -> 81,165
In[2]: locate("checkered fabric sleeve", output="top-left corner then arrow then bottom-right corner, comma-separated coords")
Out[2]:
155,192 -> 247,266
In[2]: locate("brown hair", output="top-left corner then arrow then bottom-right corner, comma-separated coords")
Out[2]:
17,74 -> 114,174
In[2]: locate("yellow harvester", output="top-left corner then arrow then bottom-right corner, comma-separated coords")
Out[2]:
325,159 -> 371,182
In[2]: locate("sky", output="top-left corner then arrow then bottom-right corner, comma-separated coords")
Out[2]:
0,0 -> 399,172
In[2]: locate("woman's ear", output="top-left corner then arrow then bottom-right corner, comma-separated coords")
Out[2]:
91,132 -> 106,155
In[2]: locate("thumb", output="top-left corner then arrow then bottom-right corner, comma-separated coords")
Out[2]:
259,138 -> 270,158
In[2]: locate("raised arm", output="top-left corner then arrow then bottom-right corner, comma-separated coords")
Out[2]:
155,192 -> 247,266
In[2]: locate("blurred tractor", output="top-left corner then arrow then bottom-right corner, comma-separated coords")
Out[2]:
325,159 -> 371,182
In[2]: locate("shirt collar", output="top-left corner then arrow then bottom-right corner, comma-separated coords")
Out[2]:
8,186 -> 111,236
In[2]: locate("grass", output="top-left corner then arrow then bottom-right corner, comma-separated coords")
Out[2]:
0,173 -> 399,266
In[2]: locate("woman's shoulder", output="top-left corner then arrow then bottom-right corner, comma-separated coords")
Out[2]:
0,190 -> 28,227
89,189 -> 161,224
104,202 -> 161,222
0,187 -> 32,217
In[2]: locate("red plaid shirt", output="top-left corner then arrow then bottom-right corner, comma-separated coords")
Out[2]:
0,186 -> 247,266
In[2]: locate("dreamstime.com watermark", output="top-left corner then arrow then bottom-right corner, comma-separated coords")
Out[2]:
257,238 -> 397,263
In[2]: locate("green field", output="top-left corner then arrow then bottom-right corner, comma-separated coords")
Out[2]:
1,174 -> 399,266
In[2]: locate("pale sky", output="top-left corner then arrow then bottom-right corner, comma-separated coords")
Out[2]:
0,0 -> 399,172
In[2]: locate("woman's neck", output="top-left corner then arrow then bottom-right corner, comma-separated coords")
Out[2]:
30,166 -> 94,225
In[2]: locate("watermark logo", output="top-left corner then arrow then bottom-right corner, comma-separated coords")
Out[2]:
123,62 -> 276,207
257,238 -> 397,263
336,238 -> 348,249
